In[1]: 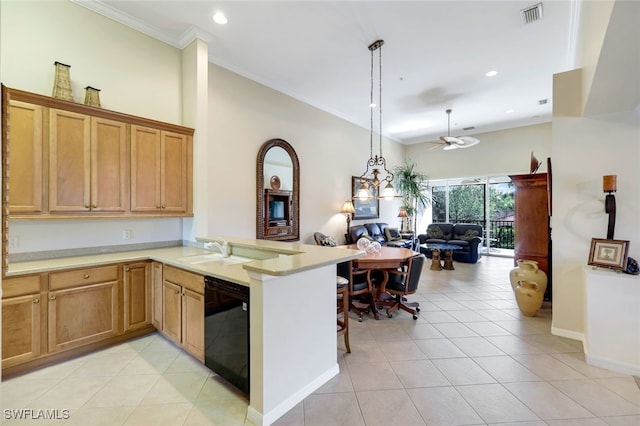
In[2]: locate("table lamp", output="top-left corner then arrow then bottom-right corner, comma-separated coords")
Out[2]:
340,201 -> 356,240
603,175 -> 616,239
397,208 -> 408,232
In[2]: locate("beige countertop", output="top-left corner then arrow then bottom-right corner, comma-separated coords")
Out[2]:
6,237 -> 364,286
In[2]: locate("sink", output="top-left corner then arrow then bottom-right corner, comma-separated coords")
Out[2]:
177,253 -> 253,265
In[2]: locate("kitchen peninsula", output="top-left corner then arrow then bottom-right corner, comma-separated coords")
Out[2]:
4,237 -> 363,426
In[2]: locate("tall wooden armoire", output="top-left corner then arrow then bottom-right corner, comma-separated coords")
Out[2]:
510,172 -> 552,300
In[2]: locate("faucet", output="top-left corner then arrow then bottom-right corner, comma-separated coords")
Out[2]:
205,240 -> 229,257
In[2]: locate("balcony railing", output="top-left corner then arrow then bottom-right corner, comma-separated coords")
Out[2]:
449,219 -> 515,250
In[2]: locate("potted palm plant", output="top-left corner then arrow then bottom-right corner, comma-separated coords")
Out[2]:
393,160 -> 431,236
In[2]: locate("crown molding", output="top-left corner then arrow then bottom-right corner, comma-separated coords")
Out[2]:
71,0 -> 212,50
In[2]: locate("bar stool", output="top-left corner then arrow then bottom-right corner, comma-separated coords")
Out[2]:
336,275 -> 351,353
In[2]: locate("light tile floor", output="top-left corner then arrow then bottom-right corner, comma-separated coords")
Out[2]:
2,256 -> 640,425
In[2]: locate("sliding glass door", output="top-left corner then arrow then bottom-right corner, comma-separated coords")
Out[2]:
429,176 -> 514,256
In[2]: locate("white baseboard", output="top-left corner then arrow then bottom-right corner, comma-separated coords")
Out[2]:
246,363 -> 340,426
551,325 -> 585,345
552,325 -> 640,376
585,353 -> 640,376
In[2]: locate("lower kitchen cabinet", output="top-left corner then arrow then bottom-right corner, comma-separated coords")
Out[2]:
123,261 -> 151,332
48,265 -> 119,353
2,260 -> 203,376
151,261 -> 163,330
161,265 -> 204,361
181,288 -> 204,360
162,280 -> 182,343
1,275 -> 45,368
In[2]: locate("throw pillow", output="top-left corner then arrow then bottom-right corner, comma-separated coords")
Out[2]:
385,227 -> 402,241
360,231 -> 375,241
320,235 -> 337,247
461,229 -> 479,240
427,226 -> 444,239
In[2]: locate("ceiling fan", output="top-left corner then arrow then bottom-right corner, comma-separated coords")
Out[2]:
430,109 -> 480,150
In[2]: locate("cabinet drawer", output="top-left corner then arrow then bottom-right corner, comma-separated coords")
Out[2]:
163,265 -> 204,294
49,265 -> 119,291
2,275 -> 42,298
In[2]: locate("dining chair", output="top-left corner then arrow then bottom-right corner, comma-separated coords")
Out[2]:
313,234 -> 352,350
379,254 -> 425,319
338,261 -> 379,321
336,275 -> 350,353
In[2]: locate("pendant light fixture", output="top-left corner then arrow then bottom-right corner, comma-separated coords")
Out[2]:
356,39 -> 396,200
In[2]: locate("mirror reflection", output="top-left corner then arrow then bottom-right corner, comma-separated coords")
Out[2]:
256,139 -> 299,241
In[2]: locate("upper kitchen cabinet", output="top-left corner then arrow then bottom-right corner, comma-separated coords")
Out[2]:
6,100 -> 44,214
130,125 -> 192,215
49,110 -> 127,213
1,86 -> 194,220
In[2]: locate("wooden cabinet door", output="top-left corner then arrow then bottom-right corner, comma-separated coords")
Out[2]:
151,261 -> 163,330
49,108 -> 91,212
2,294 -> 42,367
182,287 -> 204,361
162,280 -> 182,345
8,100 -> 43,213
511,173 -> 549,276
123,262 -> 151,332
91,117 -> 128,212
161,131 -> 188,213
130,125 -> 161,212
48,280 -> 118,353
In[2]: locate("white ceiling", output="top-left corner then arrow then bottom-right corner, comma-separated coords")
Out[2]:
76,0 -> 580,144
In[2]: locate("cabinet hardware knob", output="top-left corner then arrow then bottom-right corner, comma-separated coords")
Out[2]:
49,295 -> 56,301
125,268 -> 130,272
175,290 -> 180,294
83,274 -> 90,279
156,205 -> 161,209
84,204 -> 90,209
33,298 -> 40,304
92,204 -> 97,209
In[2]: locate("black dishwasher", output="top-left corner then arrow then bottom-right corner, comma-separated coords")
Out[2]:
203,276 -> 249,395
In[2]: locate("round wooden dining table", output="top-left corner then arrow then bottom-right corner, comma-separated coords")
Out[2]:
346,244 -> 418,319
347,244 -> 417,270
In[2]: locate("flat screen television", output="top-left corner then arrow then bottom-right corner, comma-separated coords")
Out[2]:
269,200 -> 286,221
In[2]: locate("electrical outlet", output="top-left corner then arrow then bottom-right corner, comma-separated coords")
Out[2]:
8,236 -> 19,249
122,230 -> 132,240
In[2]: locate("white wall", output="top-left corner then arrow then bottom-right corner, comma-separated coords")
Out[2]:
0,1 -> 183,123
406,123 -> 552,181
550,0 -> 640,338
552,105 -> 640,336
205,63 -> 405,245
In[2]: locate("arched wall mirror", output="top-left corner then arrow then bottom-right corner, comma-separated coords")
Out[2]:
256,138 -> 299,241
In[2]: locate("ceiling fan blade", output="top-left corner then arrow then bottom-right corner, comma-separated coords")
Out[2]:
443,143 -> 459,150
440,136 -> 464,145
456,136 -> 480,148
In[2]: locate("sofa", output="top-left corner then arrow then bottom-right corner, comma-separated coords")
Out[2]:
417,223 -> 483,263
348,222 -> 414,248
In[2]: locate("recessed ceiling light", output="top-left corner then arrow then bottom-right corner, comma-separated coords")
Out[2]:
506,109 -> 515,114
485,70 -> 498,77
213,12 -> 228,25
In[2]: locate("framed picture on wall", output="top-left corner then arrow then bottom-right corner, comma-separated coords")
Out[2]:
351,176 -> 379,219
588,238 -> 629,270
